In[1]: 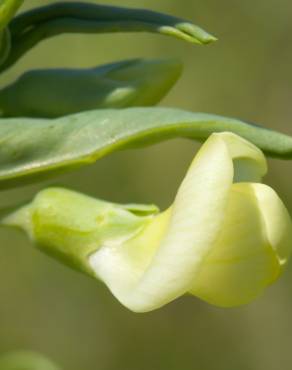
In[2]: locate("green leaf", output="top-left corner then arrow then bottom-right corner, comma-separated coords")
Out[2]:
2,2 -> 216,72
0,0 -> 21,66
0,351 -> 61,370
0,27 -> 10,65
0,0 -> 23,30
0,58 -> 182,117
0,107 -> 291,189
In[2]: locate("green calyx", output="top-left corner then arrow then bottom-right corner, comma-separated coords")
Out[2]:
3,188 -> 159,276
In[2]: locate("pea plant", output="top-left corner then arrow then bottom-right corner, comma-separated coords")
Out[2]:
1,1 -> 292,368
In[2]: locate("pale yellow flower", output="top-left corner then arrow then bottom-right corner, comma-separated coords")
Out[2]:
4,132 -> 292,312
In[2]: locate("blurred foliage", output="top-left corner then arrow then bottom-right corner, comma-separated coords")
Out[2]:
0,1 -> 292,370
0,350 -> 61,370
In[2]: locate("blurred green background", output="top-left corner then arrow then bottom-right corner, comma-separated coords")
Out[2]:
1,0 -> 292,369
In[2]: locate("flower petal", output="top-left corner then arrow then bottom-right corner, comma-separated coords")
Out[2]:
189,183 -> 287,307
250,183 -> 292,267
89,133 -> 267,311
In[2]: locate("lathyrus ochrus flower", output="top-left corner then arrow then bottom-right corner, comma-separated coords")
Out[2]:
3,132 -> 292,312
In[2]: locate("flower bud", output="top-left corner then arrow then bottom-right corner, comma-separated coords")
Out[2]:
4,132 -> 292,312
